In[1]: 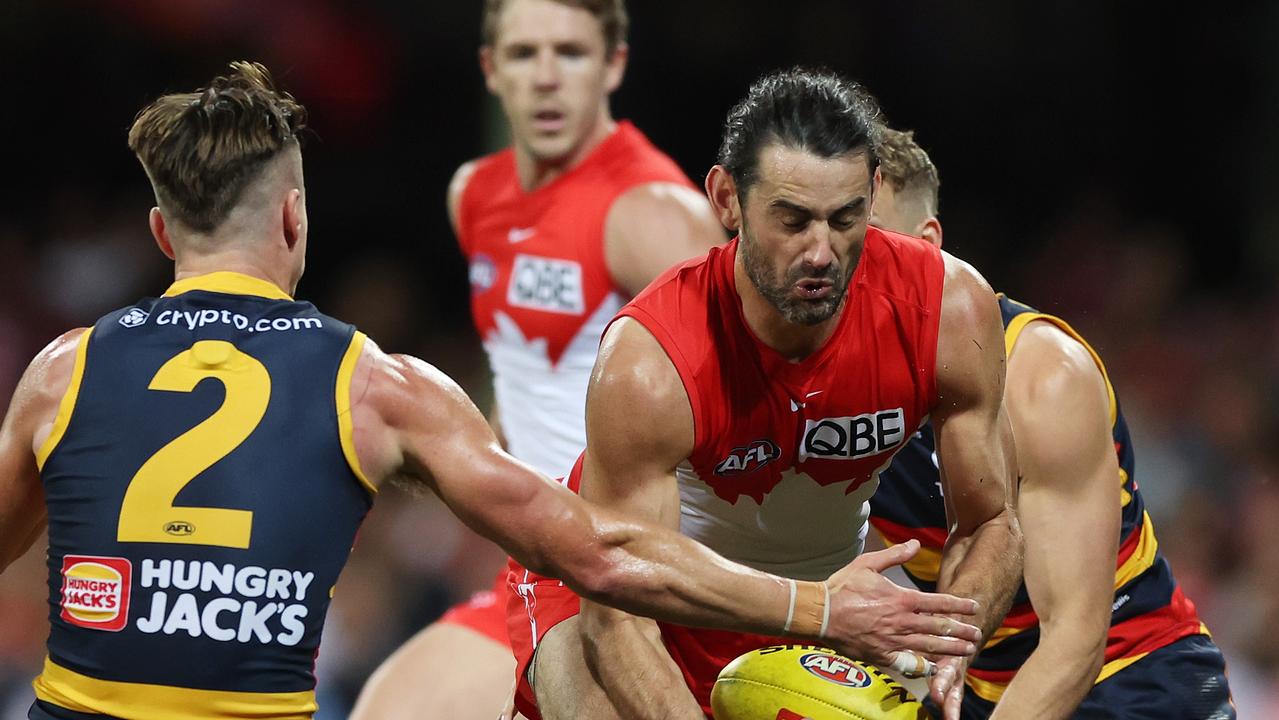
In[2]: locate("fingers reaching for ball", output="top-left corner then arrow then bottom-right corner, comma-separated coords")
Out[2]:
887,650 -> 936,678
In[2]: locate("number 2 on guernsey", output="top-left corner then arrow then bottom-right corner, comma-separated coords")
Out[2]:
117,340 -> 268,549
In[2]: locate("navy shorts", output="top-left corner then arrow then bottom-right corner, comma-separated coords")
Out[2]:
930,634 -> 1235,720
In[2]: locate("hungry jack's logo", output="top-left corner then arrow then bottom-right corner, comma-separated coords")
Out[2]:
61,555 -> 132,632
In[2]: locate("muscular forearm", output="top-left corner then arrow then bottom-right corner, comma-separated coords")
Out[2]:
558,514 -> 800,638
989,625 -> 1104,720
580,605 -> 703,720
937,509 -> 1023,641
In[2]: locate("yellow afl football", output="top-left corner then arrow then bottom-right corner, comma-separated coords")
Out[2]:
711,645 -> 928,720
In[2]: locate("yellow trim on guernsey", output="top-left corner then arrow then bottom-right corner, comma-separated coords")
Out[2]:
1002,311 -> 1117,427
336,331 -> 376,495
163,271 -> 293,301
32,657 -> 317,720
966,649 -> 1156,704
35,327 -> 93,470
964,671 -> 1010,704
1114,511 -> 1159,590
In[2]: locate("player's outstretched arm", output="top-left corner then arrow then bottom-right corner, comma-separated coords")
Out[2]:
987,322 -> 1119,720
604,182 -> 726,297
345,336 -> 983,641
0,329 -> 85,572
930,254 -> 1025,719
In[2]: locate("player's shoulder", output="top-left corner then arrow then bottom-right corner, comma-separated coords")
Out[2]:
448,149 -> 515,226
605,181 -> 716,242
1006,319 -> 1106,408
8,327 -> 90,430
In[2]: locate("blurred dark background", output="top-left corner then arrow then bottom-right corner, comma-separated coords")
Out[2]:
0,1 -> 1276,716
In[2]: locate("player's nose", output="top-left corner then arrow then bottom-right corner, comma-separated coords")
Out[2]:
533,48 -> 561,89
802,225 -> 837,271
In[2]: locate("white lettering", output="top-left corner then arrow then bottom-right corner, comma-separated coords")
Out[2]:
162,593 -> 202,637
237,601 -> 278,643
266,569 -> 292,600
277,605 -> 308,646
235,566 -> 267,598
291,571 -> 314,602
171,560 -> 199,590
201,597 -> 240,641
200,562 -> 235,595
141,559 -> 171,589
136,591 -> 168,633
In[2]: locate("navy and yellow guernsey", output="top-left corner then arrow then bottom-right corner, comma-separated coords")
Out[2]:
870,295 -> 1209,708
31,272 -> 375,720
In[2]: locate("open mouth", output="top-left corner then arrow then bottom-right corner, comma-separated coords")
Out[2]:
532,109 -> 566,133
795,278 -> 833,300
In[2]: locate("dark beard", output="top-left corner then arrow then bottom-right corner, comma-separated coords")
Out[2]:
739,225 -> 856,327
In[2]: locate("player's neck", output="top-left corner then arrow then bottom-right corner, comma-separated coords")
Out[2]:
172,250 -> 296,298
733,255 -> 846,362
514,109 -> 617,192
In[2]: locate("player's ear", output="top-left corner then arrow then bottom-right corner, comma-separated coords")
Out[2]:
479,45 -> 498,94
917,216 -> 943,248
705,165 -> 742,232
283,189 -> 305,251
149,207 -> 176,261
604,42 -> 628,94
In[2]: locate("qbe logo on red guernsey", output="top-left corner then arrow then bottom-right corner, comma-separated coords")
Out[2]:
798,652 -> 871,688
60,555 -> 132,632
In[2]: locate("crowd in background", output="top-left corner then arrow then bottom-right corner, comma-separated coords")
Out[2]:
1,0 -> 1276,716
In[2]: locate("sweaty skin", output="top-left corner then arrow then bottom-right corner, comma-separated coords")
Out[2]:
540,146 -> 1020,720
354,2 -> 726,717
871,166 -> 1119,719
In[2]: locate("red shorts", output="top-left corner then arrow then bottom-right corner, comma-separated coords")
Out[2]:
438,567 -> 513,647
505,558 -> 787,720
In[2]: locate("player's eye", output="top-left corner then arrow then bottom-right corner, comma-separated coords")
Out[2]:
557,43 -> 588,58
505,45 -> 537,60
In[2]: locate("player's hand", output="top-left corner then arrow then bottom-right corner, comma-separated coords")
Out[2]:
822,540 -> 981,667
928,654 -> 969,720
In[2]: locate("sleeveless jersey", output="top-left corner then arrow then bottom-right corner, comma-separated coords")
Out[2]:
616,227 -> 944,580
457,121 -> 694,478
32,272 -> 374,720
870,294 -> 1208,705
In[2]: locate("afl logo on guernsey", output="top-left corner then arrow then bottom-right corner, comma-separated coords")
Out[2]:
798,652 -> 872,688
118,308 -> 149,328
470,253 -> 497,294
60,555 -> 132,632
714,439 -> 781,476
508,254 -> 585,315
164,521 -> 196,536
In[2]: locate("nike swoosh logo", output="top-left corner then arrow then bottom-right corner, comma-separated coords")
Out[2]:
805,390 -> 823,398
508,227 -> 536,243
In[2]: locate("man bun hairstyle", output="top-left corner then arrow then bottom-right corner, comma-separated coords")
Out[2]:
482,0 -> 629,54
128,61 -> 307,233
876,127 -> 941,215
718,67 -> 883,195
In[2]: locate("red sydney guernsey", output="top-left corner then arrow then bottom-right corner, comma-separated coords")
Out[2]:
444,123 -> 694,645
456,120 -> 694,480
507,226 -> 946,717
